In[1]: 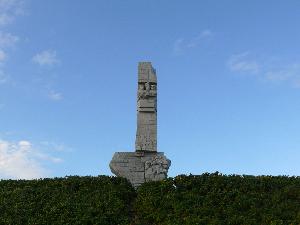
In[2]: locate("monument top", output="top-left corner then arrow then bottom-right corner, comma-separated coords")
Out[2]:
138,62 -> 157,83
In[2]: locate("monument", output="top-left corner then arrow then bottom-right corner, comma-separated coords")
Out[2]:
110,62 -> 171,188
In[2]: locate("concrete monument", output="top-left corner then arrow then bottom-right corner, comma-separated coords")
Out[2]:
110,62 -> 171,188
135,62 -> 157,152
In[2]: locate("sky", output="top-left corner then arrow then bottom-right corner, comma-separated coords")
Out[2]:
0,0 -> 300,179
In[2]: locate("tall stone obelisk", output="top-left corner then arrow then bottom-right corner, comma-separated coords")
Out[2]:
135,62 -> 157,152
109,62 -> 171,188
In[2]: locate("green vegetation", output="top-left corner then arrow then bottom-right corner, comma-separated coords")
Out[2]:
134,173 -> 300,225
0,176 -> 135,225
0,173 -> 299,225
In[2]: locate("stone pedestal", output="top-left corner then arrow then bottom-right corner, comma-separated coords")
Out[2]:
110,152 -> 171,188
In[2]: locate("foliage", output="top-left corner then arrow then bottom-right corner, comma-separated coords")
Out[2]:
0,173 -> 299,225
0,176 -> 135,225
133,172 -> 300,225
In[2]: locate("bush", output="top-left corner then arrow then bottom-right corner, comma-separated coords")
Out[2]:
0,173 -> 299,225
0,176 -> 135,225
133,173 -> 300,225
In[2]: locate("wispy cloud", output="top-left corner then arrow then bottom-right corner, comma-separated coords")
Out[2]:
0,139 -> 63,179
0,42 -> 10,84
0,32 -> 18,48
0,49 -> 6,62
187,29 -> 213,48
0,33 -> 18,84
265,63 -> 300,88
173,38 -> 184,55
48,90 -> 63,101
0,32 -> 20,48
173,29 -> 214,55
227,52 -> 260,74
0,1 -> 24,85
39,141 -> 72,152
0,0 -> 25,26
32,50 -> 60,66
227,52 -> 300,88
32,50 -> 63,100
199,29 -> 213,38
0,70 -> 8,83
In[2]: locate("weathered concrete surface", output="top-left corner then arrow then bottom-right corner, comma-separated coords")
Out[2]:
109,62 -> 171,188
109,152 -> 171,188
135,62 -> 157,152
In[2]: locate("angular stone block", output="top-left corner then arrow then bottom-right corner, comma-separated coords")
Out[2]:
110,152 -> 171,188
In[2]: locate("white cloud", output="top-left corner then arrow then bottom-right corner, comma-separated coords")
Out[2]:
39,141 -> 72,152
0,2 -> 23,83
35,152 -> 63,164
199,29 -> 213,38
0,49 -> 6,62
32,50 -> 62,100
227,52 -> 260,74
0,33 -> 18,84
0,69 -> 8,83
0,0 -> 25,26
0,32 -> 19,48
32,50 -> 60,66
0,140 -> 45,179
173,29 -> 214,54
227,52 -> 300,88
0,139 -> 63,179
187,29 -> 214,48
0,13 -> 12,25
264,63 -> 300,88
48,90 -> 63,101
173,38 -> 184,55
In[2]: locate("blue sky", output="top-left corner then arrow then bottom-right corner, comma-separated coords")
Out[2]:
0,0 -> 300,179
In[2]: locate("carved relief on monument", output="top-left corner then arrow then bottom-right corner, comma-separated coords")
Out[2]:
135,62 -> 157,152
138,83 -> 157,100
144,155 -> 171,182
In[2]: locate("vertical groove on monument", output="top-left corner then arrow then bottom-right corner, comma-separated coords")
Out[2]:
109,62 -> 171,188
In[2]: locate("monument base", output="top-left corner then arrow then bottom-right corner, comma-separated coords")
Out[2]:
109,152 -> 171,188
